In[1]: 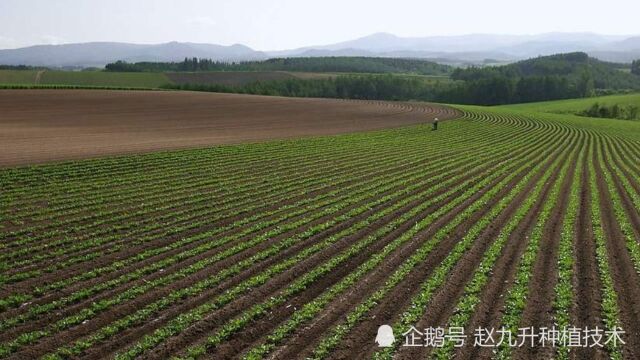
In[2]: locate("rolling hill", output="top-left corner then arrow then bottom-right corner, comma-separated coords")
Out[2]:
1,32 -> 640,68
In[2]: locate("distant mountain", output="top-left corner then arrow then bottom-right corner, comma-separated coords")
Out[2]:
270,32 -> 640,64
1,32 -> 640,68
0,42 -> 267,67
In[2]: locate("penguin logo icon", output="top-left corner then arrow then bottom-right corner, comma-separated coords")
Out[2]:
375,325 -> 395,347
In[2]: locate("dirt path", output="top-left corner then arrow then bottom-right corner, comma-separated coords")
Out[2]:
34,70 -> 45,84
0,90 -> 459,167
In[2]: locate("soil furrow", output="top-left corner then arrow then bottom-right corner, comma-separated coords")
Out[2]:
397,134 -> 577,360
593,140 -> 640,358
11,150 -> 488,358
324,133 -> 570,360
513,144 -> 579,360
573,135 -> 606,360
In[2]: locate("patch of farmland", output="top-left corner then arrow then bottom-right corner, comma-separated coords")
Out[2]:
1,102 -> 640,359
39,70 -> 170,88
0,70 -> 38,84
499,93 -> 640,114
0,89 -> 457,167
0,70 -> 170,88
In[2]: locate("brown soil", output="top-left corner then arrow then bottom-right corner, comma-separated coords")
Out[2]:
572,135 -> 606,360
514,142 -> 579,360
0,90 -> 458,167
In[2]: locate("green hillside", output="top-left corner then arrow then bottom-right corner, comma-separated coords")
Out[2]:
441,52 -> 640,105
500,93 -> 640,113
500,93 -> 640,121
105,57 -> 453,75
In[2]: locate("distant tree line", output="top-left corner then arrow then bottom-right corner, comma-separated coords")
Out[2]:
0,65 -> 47,70
161,61 -> 640,106
579,102 -> 640,120
162,74 -> 449,101
632,60 -> 640,76
105,57 -> 452,75
438,75 -> 584,105
427,52 -> 640,105
155,53 -> 640,106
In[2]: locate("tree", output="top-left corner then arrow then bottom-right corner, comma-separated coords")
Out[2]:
632,60 -> 640,76
577,71 -> 595,97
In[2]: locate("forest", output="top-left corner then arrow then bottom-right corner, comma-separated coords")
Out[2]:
162,74 -> 445,101
105,57 -> 452,75
158,53 -> 640,106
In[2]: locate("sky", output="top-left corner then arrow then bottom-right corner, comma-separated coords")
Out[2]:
0,0 -> 638,50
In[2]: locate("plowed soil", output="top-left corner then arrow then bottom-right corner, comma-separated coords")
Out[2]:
0,89 -> 457,167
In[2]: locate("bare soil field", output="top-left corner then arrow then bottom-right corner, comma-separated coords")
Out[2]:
0,89 -> 458,167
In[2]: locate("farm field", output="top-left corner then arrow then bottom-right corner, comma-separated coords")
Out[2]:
500,93 -> 640,114
0,90 -> 457,167
0,70 -> 169,88
165,71 -> 335,86
2,94 -> 640,360
0,69 -> 454,90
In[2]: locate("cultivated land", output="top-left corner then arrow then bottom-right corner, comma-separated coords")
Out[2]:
0,90 -> 457,167
0,69 -> 453,90
1,92 -> 640,359
500,93 -> 640,114
0,70 -> 170,88
165,71 -> 335,86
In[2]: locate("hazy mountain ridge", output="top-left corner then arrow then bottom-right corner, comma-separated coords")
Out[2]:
1,32 -> 639,67
273,32 -> 640,63
0,42 -> 267,67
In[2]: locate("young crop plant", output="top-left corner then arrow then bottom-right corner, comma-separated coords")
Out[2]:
552,141 -> 585,360
587,137 -> 624,360
431,135 -> 581,360
371,126 -> 576,360
4,102 -> 640,360
494,142 -> 578,360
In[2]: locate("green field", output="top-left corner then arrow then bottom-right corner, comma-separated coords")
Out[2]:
499,93 -> 640,114
0,69 -> 453,91
0,69 -> 170,88
165,71 -> 336,86
2,98 -> 640,358
0,70 -> 39,84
